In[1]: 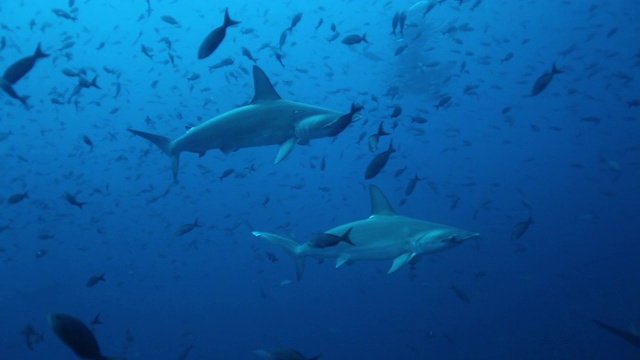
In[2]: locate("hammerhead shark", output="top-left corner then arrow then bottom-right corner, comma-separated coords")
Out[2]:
593,319 -> 640,348
128,65 -> 358,181
253,185 -> 479,280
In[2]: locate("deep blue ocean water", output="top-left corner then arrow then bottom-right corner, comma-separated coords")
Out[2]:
1,1 -> 639,359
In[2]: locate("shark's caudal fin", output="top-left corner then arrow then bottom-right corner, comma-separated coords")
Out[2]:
369,184 -> 397,216
252,231 -> 305,280
127,129 -> 180,182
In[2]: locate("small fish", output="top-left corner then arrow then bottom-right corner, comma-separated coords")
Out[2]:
82,135 -> 93,151
531,63 -> 563,96
320,157 -> 326,171
365,140 -> 395,179
64,192 -> 85,209
511,216 -> 533,241
176,218 -> 201,236
450,283 -> 470,303
48,313 -> 118,360
391,12 -> 400,36
410,115 -> 428,124
198,8 -> 240,60
394,166 -> 408,178
254,348 -> 320,360
500,52 -> 514,63
218,168 -> 235,180
241,47 -> 257,63
405,174 -> 420,196
140,44 -> 154,59
52,8 -> 77,21
209,57 -> 234,70
279,30 -> 288,49
434,95 -> 452,109
160,15 -> 180,26
1,42 -> 49,107
309,228 -> 354,248
394,44 -> 408,56
342,33 -> 368,45
86,273 -> 105,287
7,192 -> 29,204
389,104 -> 402,118
315,18 -> 323,31
274,51 -> 285,67
286,13 -> 302,33
398,11 -> 407,35
21,323 -> 44,350
368,122 -> 391,152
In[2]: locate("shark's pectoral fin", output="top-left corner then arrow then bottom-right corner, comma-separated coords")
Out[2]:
336,255 -> 350,268
275,137 -> 297,164
389,253 -> 416,274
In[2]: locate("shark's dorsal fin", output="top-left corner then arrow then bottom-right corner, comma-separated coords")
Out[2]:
251,65 -> 282,104
369,185 -> 397,216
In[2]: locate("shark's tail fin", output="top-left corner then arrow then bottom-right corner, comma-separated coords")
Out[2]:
127,128 -> 180,182
252,231 -> 305,280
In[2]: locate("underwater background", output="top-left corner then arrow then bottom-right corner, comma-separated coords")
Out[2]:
1,0 -> 639,359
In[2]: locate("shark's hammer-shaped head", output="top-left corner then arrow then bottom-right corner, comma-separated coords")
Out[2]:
412,226 -> 479,255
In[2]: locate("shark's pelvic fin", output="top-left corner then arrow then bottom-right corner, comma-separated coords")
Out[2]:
127,129 -> 180,182
389,252 -> 415,273
275,137 -> 298,164
250,65 -> 282,104
369,184 -> 397,217
252,231 -> 305,280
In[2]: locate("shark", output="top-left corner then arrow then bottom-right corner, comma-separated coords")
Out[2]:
128,65 -> 359,181
253,185 -> 479,280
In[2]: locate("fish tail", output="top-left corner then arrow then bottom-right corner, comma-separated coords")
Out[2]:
252,231 -> 305,280
362,33 -> 369,43
388,139 -> 396,152
34,43 -> 49,58
127,128 -> 180,182
223,8 -> 240,28
341,227 -> 355,246
551,63 -> 563,75
91,75 -> 100,89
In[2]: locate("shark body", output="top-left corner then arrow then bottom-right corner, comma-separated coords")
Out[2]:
128,65 -> 357,181
253,185 -> 479,280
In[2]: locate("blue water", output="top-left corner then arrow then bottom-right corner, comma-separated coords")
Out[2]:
1,1 -> 639,359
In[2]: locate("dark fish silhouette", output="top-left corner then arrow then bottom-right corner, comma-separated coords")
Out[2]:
286,13 -> 303,33
531,63 -> 563,96
256,348 -> 320,360
450,283 -> 471,303
86,273 -> 105,287
405,174 -> 420,196
176,218 -> 201,236
198,8 -> 240,60
1,43 -> 49,107
342,33 -> 368,45
365,140 -> 395,179
7,192 -> 29,204
511,216 -> 533,241
368,122 -> 390,152
48,313 -> 121,360
593,319 -> 640,348
64,192 -> 86,209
